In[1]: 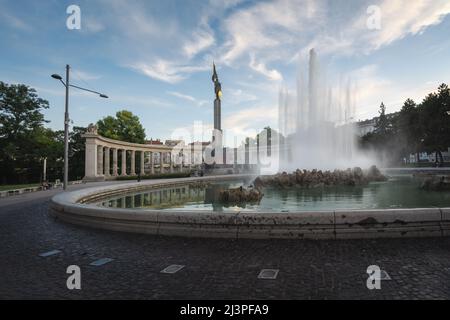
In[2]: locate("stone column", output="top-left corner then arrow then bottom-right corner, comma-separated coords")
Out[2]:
150,152 -> 155,174
163,152 -> 167,174
83,140 -> 97,181
140,151 -> 145,175
121,149 -> 127,176
245,140 -> 249,170
170,152 -> 174,173
97,145 -> 104,176
130,150 -> 136,176
112,148 -> 118,176
104,147 -> 110,176
160,152 -> 164,174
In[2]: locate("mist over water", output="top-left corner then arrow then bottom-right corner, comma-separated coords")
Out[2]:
277,49 -> 373,172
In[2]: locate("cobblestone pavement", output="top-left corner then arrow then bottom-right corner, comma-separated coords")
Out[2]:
1,182 -> 450,300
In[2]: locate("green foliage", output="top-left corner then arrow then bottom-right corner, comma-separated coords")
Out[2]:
68,126 -> 87,181
97,110 -> 146,143
0,82 -> 57,184
0,82 -> 49,137
360,83 -> 450,166
0,82 -> 153,184
0,81 -> 149,184
374,102 -> 390,135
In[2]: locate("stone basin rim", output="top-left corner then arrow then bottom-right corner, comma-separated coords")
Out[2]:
48,174 -> 450,240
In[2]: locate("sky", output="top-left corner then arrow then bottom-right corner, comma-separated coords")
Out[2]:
1,0 -> 450,145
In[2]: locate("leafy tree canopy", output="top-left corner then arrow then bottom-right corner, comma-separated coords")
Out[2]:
97,110 -> 146,144
0,82 -> 49,139
360,83 -> 450,166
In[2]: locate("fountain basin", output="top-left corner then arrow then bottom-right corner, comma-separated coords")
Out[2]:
49,175 -> 450,240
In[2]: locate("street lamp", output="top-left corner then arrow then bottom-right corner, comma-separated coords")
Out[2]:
51,65 -> 108,190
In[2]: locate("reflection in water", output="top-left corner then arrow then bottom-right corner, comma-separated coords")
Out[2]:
94,176 -> 450,212
101,185 -> 207,210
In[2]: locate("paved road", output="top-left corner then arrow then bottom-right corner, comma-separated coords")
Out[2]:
1,181 -> 450,300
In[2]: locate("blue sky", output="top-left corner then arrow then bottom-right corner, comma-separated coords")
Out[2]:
1,0 -> 450,144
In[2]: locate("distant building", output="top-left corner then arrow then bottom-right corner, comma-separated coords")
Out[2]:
145,138 -> 163,145
357,118 -> 377,136
408,148 -> 450,164
165,139 -> 184,147
188,141 -> 211,149
356,112 -> 399,137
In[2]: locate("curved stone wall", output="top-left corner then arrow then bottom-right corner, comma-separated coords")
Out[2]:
49,175 -> 450,240
82,132 -> 196,182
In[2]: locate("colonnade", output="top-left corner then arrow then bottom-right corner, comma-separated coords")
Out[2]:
82,131 -> 186,181
95,147 -> 177,177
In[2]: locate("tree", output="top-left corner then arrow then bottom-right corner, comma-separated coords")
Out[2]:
0,82 -> 53,184
0,82 -> 49,138
397,98 -> 420,160
418,83 -> 450,165
69,126 -> 87,181
360,83 -> 450,166
97,110 -> 146,143
374,102 -> 390,135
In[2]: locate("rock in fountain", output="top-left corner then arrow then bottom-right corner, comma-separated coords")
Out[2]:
278,48 -> 373,171
253,166 -> 387,189
218,186 -> 264,206
420,175 -> 450,191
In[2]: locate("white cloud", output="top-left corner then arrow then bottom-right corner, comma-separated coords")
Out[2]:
302,0 -> 450,58
167,91 -> 208,107
112,95 -> 173,109
224,105 -> 278,140
72,69 -> 102,81
130,60 -> 209,84
365,0 -> 450,51
227,88 -> 258,105
183,28 -> 215,58
83,18 -> 105,33
345,64 -> 443,121
167,91 -> 196,102
249,54 -> 283,81
104,0 -> 176,38
0,11 -> 31,31
220,0 -> 321,64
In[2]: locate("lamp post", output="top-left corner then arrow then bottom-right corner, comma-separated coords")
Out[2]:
43,157 -> 47,182
51,65 -> 108,190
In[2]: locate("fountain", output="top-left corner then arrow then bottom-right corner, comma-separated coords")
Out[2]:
48,49 -> 450,240
278,49 -> 373,172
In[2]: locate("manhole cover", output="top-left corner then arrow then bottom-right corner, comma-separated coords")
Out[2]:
258,269 -> 279,279
161,265 -> 185,274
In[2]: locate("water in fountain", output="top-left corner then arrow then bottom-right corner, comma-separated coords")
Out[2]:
277,48 -> 373,172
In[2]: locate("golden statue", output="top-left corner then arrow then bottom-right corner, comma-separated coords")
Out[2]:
212,62 -> 222,100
